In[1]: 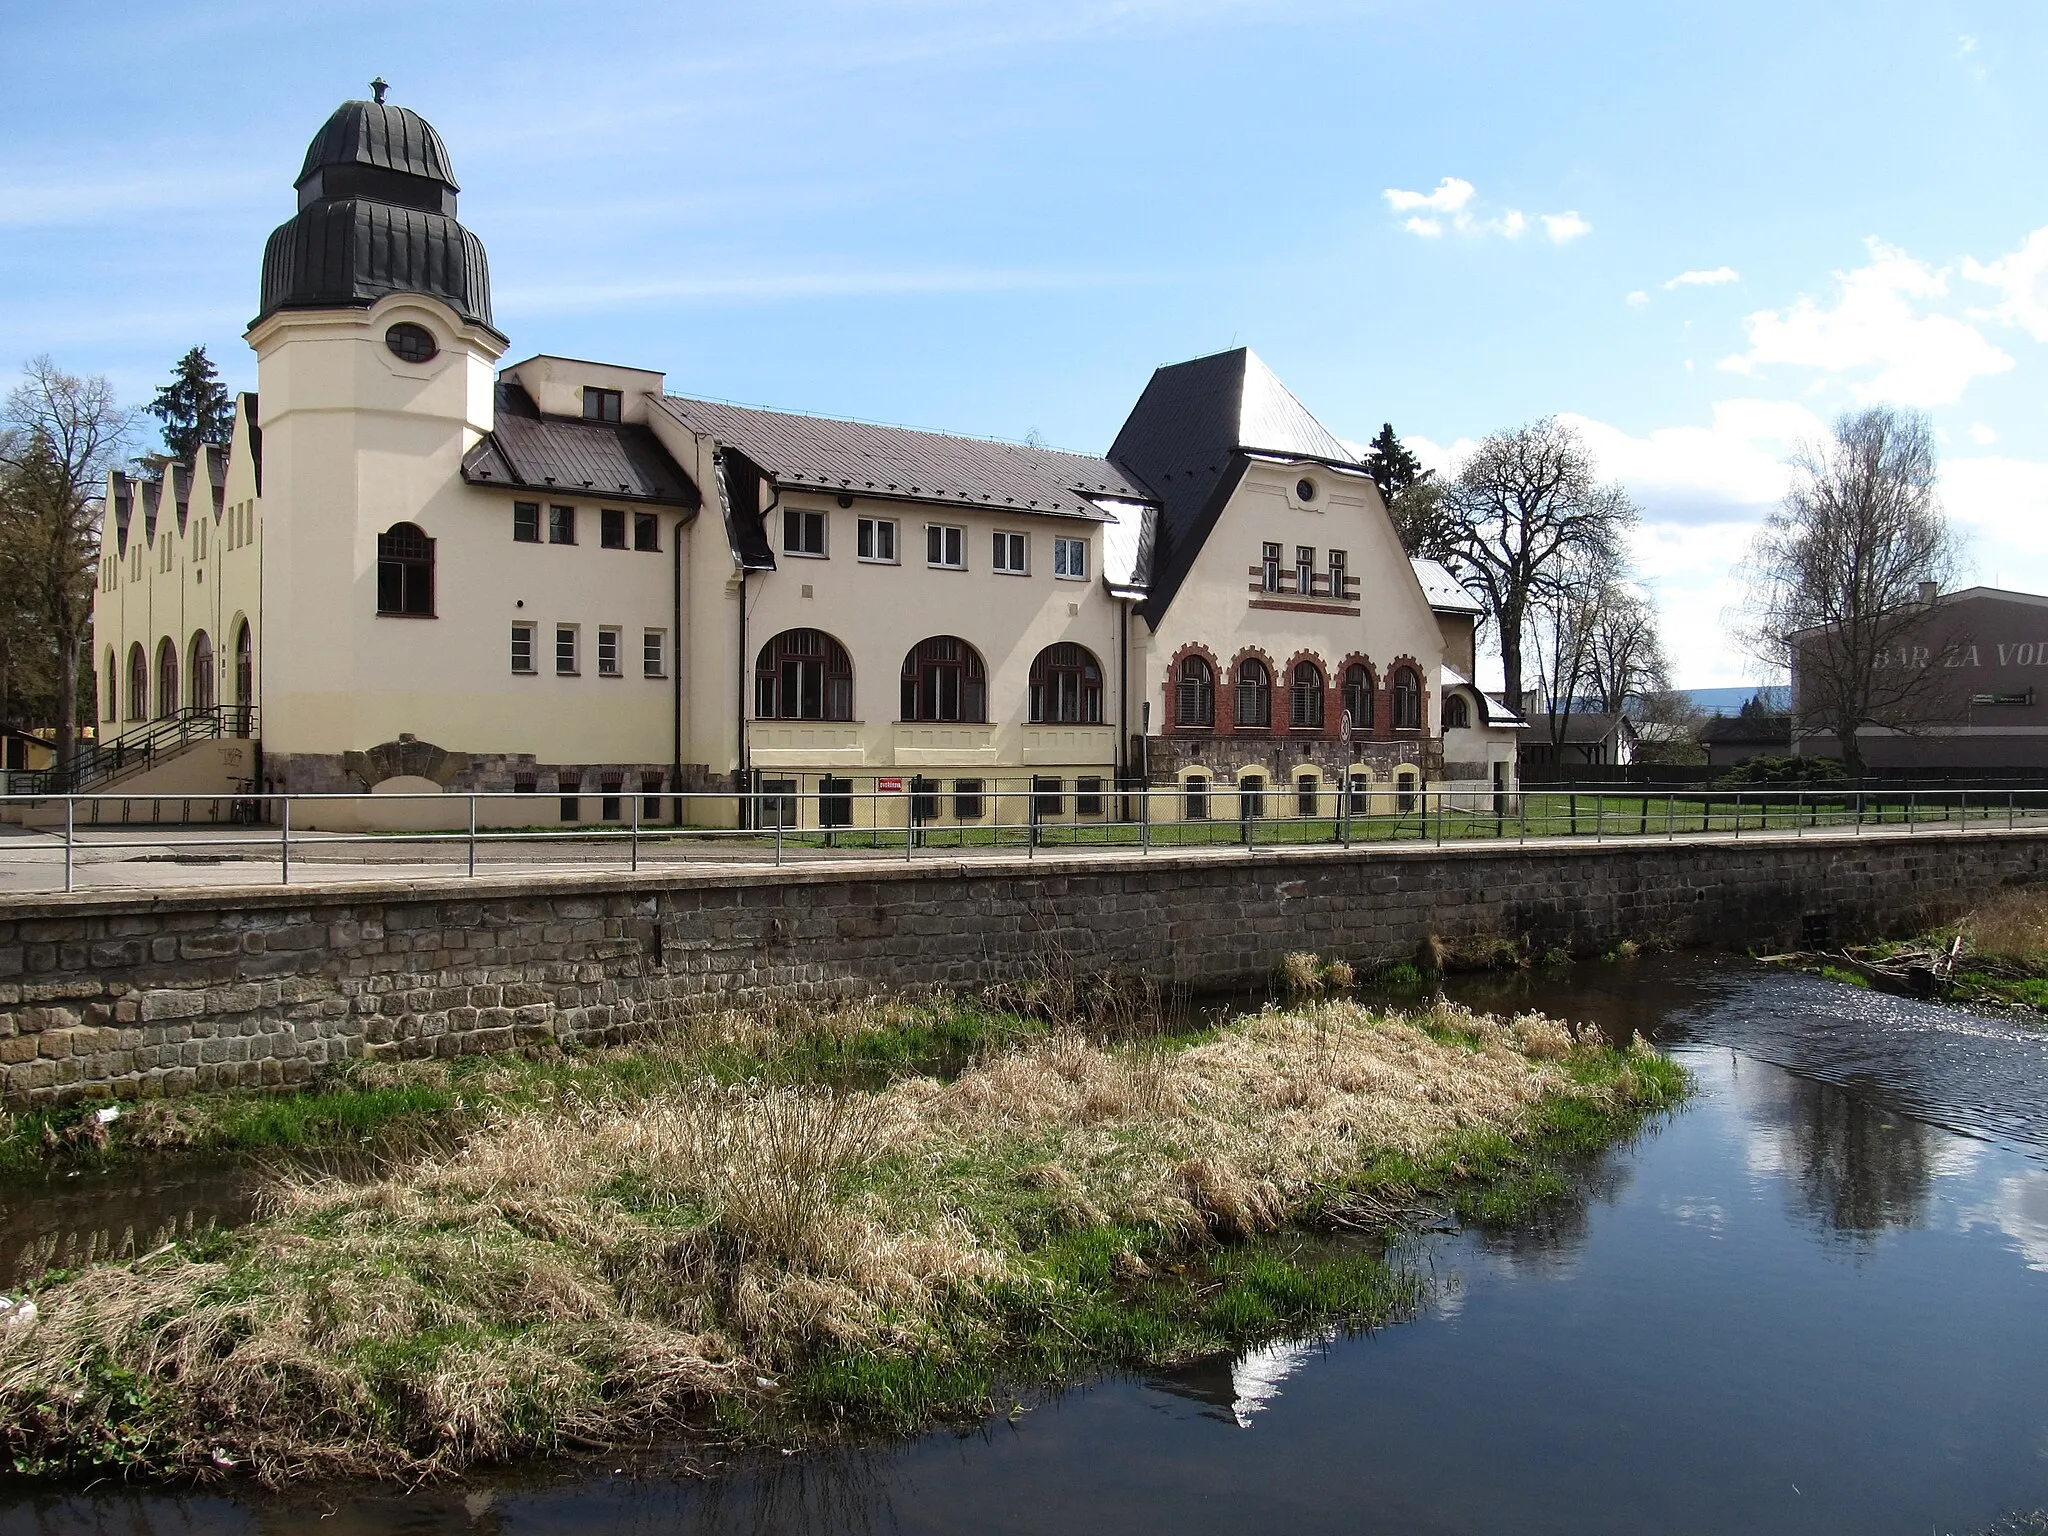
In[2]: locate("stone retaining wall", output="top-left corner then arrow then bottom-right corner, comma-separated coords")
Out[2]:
3,828 -> 2044,1105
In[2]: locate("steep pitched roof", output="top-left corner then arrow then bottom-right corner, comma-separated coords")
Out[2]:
653,395 -> 1149,520
462,383 -> 699,508
1107,348 -> 1361,622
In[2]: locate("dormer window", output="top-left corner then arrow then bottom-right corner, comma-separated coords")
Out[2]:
582,387 -> 622,423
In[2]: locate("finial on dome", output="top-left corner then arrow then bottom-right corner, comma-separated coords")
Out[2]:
370,77 -> 389,104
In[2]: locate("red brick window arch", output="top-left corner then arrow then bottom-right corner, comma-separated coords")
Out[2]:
1289,658 -> 1326,729
1341,661 -> 1375,733
1392,665 -> 1423,730
1234,657 -> 1272,731
1174,653 -> 1215,728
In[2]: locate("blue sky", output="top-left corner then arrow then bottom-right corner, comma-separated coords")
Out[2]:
9,0 -> 2048,686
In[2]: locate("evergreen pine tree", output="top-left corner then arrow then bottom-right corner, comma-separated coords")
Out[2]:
147,346 -> 235,460
1365,422 -> 1428,505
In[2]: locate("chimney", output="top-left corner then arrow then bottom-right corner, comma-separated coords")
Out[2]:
1918,580 -> 1939,605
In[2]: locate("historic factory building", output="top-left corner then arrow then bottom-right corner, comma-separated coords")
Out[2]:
89,91 -> 1520,828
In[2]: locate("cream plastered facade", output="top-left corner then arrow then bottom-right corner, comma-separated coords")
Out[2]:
88,315 -> 1520,830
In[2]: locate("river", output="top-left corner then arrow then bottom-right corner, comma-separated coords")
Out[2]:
4,954 -> 2045,1534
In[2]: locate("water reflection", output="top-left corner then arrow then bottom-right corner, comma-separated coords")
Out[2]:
1736,1061 -> 1944,1235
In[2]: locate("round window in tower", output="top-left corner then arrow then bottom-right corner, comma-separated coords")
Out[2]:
1296,478 -> 1316,503
385,323 -> 438,364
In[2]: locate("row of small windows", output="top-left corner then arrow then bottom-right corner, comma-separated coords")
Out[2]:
1174,656 -> 1425,732
511,624 -> 668,679
751,630 -> 1102,724
758,776 -> 1108,827
512,503 -> 662,551
784,510 -> 1088,579
1180,769 -> 1422,820
1258,542 -> 1353,601
104,623 -> 252,723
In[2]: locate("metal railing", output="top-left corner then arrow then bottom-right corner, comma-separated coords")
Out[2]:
4,781 -> 2047,895
5,706 -> 257,796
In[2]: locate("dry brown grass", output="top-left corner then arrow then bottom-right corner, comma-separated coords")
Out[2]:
1962,886 -> 2048,967
0,998 -> 1647,1483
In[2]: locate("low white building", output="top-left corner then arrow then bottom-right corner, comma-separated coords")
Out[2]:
88,91 -> 1519,829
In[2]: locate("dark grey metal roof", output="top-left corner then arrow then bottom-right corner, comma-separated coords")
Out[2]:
654,395 -> 1151,519
259,200 -> 493,329
297,101 -> 458,193
1107,348 -> 1359,624
462,383 -> 700,508
257,99 -> 493,331
1534,711 -> 1635,745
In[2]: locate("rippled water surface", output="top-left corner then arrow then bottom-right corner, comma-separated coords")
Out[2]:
5,955 -> 2047,1535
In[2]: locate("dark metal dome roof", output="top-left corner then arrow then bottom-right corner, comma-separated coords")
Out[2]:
297,100 -> 458,192
256,97 -> 496,334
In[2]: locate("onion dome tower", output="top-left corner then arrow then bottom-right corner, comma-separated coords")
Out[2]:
256,81 -> 495,332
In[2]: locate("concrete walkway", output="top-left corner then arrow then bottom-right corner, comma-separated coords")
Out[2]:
5,811 -> 2047,899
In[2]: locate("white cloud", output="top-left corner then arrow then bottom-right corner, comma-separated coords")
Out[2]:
1664,266 -> 1740,289
1963,224 -> 2048,342
1719,237 -> 2014,405
1383,176 -> 1474,216
1969,422 -> 1998,446
1382,179 -> 1585,244
1626,290 -> 1650,310
1542,211 -> 1591,244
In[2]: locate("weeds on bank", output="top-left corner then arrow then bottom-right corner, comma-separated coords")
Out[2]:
0,995 -> 1684,1485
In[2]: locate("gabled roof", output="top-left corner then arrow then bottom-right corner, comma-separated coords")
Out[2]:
1533,711 -> 1636,745
1107,348 -> 1360,622
1412,558 -> 1482,615
202,443 -> 227,516
462,383 -> 699,508
652,395 -> 1149,521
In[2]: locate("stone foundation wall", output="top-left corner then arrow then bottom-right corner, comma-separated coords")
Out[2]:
3,827 -> 2045,1104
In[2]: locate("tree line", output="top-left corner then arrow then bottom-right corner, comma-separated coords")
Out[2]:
1372,402 -> 1964,775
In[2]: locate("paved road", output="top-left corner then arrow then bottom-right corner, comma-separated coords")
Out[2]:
4,812 -> 2045,898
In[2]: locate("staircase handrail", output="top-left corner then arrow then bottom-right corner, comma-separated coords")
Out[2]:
9,705 -> 257,795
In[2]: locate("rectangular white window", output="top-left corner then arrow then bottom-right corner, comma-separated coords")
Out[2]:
1329,548 -> 1348,599
643,628 -> 667,677
783,508 -> 826,556
597,626 -> 622,677
857,517 -> 897,562
1053,536 -> 1087,579
555,624 -> 578,676
1261,541 -> 1282,592
927,524 -> 965,569
511,623 -> 535,674
993,530 -> 1028,574
1296,545 -> 1315,596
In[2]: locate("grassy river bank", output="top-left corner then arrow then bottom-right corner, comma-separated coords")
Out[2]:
0,976 -> 1684,1485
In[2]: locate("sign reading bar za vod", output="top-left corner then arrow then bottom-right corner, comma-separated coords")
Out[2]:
877,777 -> 905,793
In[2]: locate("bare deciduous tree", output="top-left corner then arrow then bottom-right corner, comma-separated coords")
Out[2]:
1737,405 -> 1962,776
1526,548 -> 1612,750
1,357 -> 131,778
1588,582 -> 1670,715
1441,417 -> 1637,711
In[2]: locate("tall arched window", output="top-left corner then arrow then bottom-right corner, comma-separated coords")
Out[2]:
189,631 -> 214,712
755,628 -> 854,720
234,621 -> 253,709
1443,692 -> 1471,730
376,522 -> 435,616
1234,658 -> 1272,731
1175,655 -> 1214,728
1392,666 -> 1422,731
900,636 -> 987,722
1289,660 -> 1325,729
104,648 -> 117,722
155,637 -> 179,719
127,643 -> 147,721
1342,664 -> 1374,733
1029,643 -> 1103,724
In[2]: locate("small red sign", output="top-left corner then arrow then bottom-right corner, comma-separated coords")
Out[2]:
877,777 -> 905,793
